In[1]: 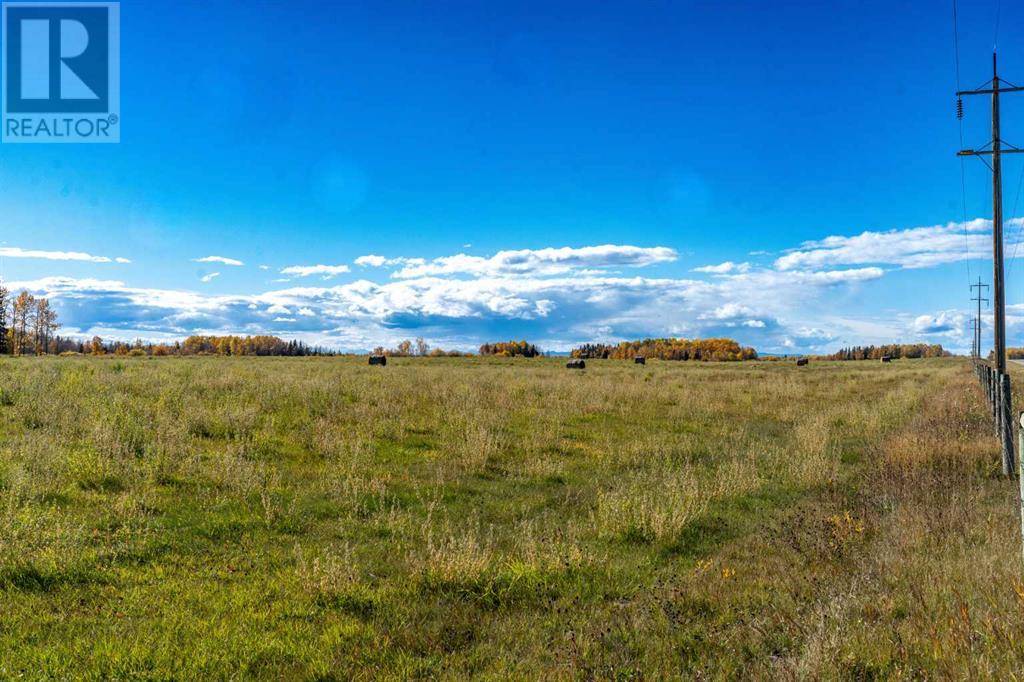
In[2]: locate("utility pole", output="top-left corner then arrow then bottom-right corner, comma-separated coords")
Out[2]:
993,53 -> 1007,374
971,277 -> 989,359
958,53 -> 1021,370
958,51 -> 1022,475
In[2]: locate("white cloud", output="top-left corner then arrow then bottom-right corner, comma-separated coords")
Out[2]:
775,218 -> 1012,271
193,255 -> 244,266
200,272 -> 220,283
693,261 -> 750,274
911,310 -> 967,336
391,245 -> 677,279
355,255 -> 388,267
5,258 -> 884,353
354,255 -> 424,269
280,264 -> 351,278
701,303 -> 757,320
0,246 -> 126,263
259,265 -> 270,270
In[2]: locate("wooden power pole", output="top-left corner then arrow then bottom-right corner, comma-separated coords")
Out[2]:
971,277 -> 989,358
958,51 -> 1021,475
992,53 -> 1007,375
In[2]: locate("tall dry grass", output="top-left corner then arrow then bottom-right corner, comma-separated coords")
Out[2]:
0,355 -> 1007,678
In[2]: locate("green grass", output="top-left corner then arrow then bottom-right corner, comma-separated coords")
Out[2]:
0,355 -> 1019,678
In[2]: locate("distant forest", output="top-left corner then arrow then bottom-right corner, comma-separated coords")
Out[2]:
571,338 -> 758,361
479,341 -> 541,358
824,344 -> 949,360
0,285 -> 334,357
55,335 -> 330,357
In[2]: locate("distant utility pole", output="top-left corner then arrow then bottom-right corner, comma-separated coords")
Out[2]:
958,51 -> 1021,474
971,278 -> 989,358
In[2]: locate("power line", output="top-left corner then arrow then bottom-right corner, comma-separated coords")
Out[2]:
954,0 -> 972,285
954,0 -> 963,86
994,0 -> 1002,52
1005,0 -> 1024,276
1004,160 -> 1024,276
959,160 -> 972,282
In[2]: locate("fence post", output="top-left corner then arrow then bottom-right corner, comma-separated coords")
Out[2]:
993,369 -> 999,419
1018,411 -> 1024,564
1003,373 -> 1015,476
990,367 -> 995,415
997,373 -> 1003,439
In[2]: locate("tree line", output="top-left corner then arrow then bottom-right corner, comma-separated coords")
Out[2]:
479,340 -> 540,357
0,286 -> 61,355
0,284 -> 335,357
175,335 -> 330,356
825,344 -> 949,361
571,338 -> 758,361
13,333 -> 333,357
372,338 -> 470,357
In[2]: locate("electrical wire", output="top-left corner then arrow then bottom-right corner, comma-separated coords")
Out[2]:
994,0 -> 1002,52
997,0 -> 1024,285
954,0 -> 973,286
1005,161 -> 1024,276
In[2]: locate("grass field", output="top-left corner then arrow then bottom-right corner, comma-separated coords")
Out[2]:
1,356 -> 1022,678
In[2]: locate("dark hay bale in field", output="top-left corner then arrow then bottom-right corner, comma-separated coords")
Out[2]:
634,357 -> 646,365
369,355 -> 387,366
566,359 -> 586,370
796,358 -> 809,366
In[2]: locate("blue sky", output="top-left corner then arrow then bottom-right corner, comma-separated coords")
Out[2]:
2,0 -> 1024,353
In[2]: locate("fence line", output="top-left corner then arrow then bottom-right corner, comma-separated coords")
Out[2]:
975,359 -> 1015,476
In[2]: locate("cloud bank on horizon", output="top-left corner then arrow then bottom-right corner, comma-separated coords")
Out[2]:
1,219 -> 1012,354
